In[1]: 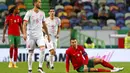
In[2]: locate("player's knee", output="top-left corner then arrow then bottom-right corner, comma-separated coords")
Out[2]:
95,58 -> 102,63
28,50 -> 34,53
49,49 -> 55,55
10,44 -> 14,48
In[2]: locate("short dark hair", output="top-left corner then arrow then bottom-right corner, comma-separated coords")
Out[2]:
33,0 -> 38,6
48,7 -> 55,12
9,5 -> 17,14
70,37 -> 76,41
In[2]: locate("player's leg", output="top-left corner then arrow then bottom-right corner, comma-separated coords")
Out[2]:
37,37 -> 46,73
47,41 -> 55,69
13,36 -> 20,68
49,38 -> 57,69
8,35 -> 15,68
27,38 -> 35,73
93,58 -> 124,71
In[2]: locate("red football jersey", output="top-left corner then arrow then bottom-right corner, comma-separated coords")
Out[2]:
66,45 -> 88,72
5,14 -> 22,36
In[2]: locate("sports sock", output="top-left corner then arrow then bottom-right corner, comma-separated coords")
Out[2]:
97,68 -> 111,72
10,46 -> 14,62
49,54 -> 54,67
101,60 -> 114,69
28,51 -> 33,70
39,49 -> 45,68
14,48 -> 18,62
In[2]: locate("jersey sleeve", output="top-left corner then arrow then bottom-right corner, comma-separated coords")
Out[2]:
4,16 -> 9,24
80,46 -> 89,65
66,49 -> 70,72
57,18 -> 61,26
23,10 -> 31,22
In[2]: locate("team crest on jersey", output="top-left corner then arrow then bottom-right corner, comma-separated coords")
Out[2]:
80,51 -> 82,53
14,20 -> 16,23
77,54 -> 80,56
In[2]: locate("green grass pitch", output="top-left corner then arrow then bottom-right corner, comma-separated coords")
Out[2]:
0,62 -> 129,73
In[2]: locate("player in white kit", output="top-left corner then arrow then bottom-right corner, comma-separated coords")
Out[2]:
22,0 -> 50,73
44,8 -> 61,69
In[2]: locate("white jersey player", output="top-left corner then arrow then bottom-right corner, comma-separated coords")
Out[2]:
22,0 -> 50,73
44,8 -> 61,69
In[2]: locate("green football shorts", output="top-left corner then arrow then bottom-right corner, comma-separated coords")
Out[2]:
8,35 -> 20,47
76,59 -> 94,72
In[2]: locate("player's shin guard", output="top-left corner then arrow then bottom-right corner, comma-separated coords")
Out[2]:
28,51 -> 33,70
39,50 -> 45,68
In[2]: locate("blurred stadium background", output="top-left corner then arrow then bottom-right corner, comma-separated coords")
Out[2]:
0,0 -> 130,73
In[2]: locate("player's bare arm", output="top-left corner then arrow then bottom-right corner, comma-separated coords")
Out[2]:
19,23 -> 23,34
22,21 -> 28,41
56,25 -> 60,38
42,22 -> 50,42
2,23 -> 8,43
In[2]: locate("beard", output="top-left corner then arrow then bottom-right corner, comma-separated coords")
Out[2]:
36,5 -> 41,9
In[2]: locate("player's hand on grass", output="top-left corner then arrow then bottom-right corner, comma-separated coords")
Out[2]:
84,65 -> 88,72
2,36 -> 5,43
23,34 -> 27,41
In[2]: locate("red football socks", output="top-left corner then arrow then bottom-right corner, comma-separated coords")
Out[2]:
101,60 -> 114,69
10,47 -> 14,59
14,48 -> 18,62
97,68 -> 111,72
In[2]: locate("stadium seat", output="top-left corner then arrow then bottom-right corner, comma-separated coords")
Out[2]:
125,13 -> 130,20
83,5 -> 92,12
86,12 -> 93,19
89,19 -> 98,26
128,7 -> 130,12
73,26 -> 82,30
121,26 -> 129,30
107,19 -> 116,27
63,1 -> 70,6
125,20 -> 130,26
0,4 -> 7,11
0,0 -> 6,3
70,17 -> 80,28
64,5 -> 73,17
106,0 -> 116,6
55,4 -> 64,11
98,0 -> 107,4
61,18 -> 70,29
102,26 -> 111,30
115,0 -> 125,4
111,26 -> 120,30
92,26 -> 102,30
58,11 -> 67,19
116,19 -> 125,25
82,26 -> 92,30
115,12 -> 124,19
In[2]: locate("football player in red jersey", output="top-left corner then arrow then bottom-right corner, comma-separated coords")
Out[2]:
2,5 -> 23,68
65,38 -> 124,73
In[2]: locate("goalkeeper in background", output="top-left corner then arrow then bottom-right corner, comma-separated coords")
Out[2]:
125,31 -> 130,49
66,38 -> 124,73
